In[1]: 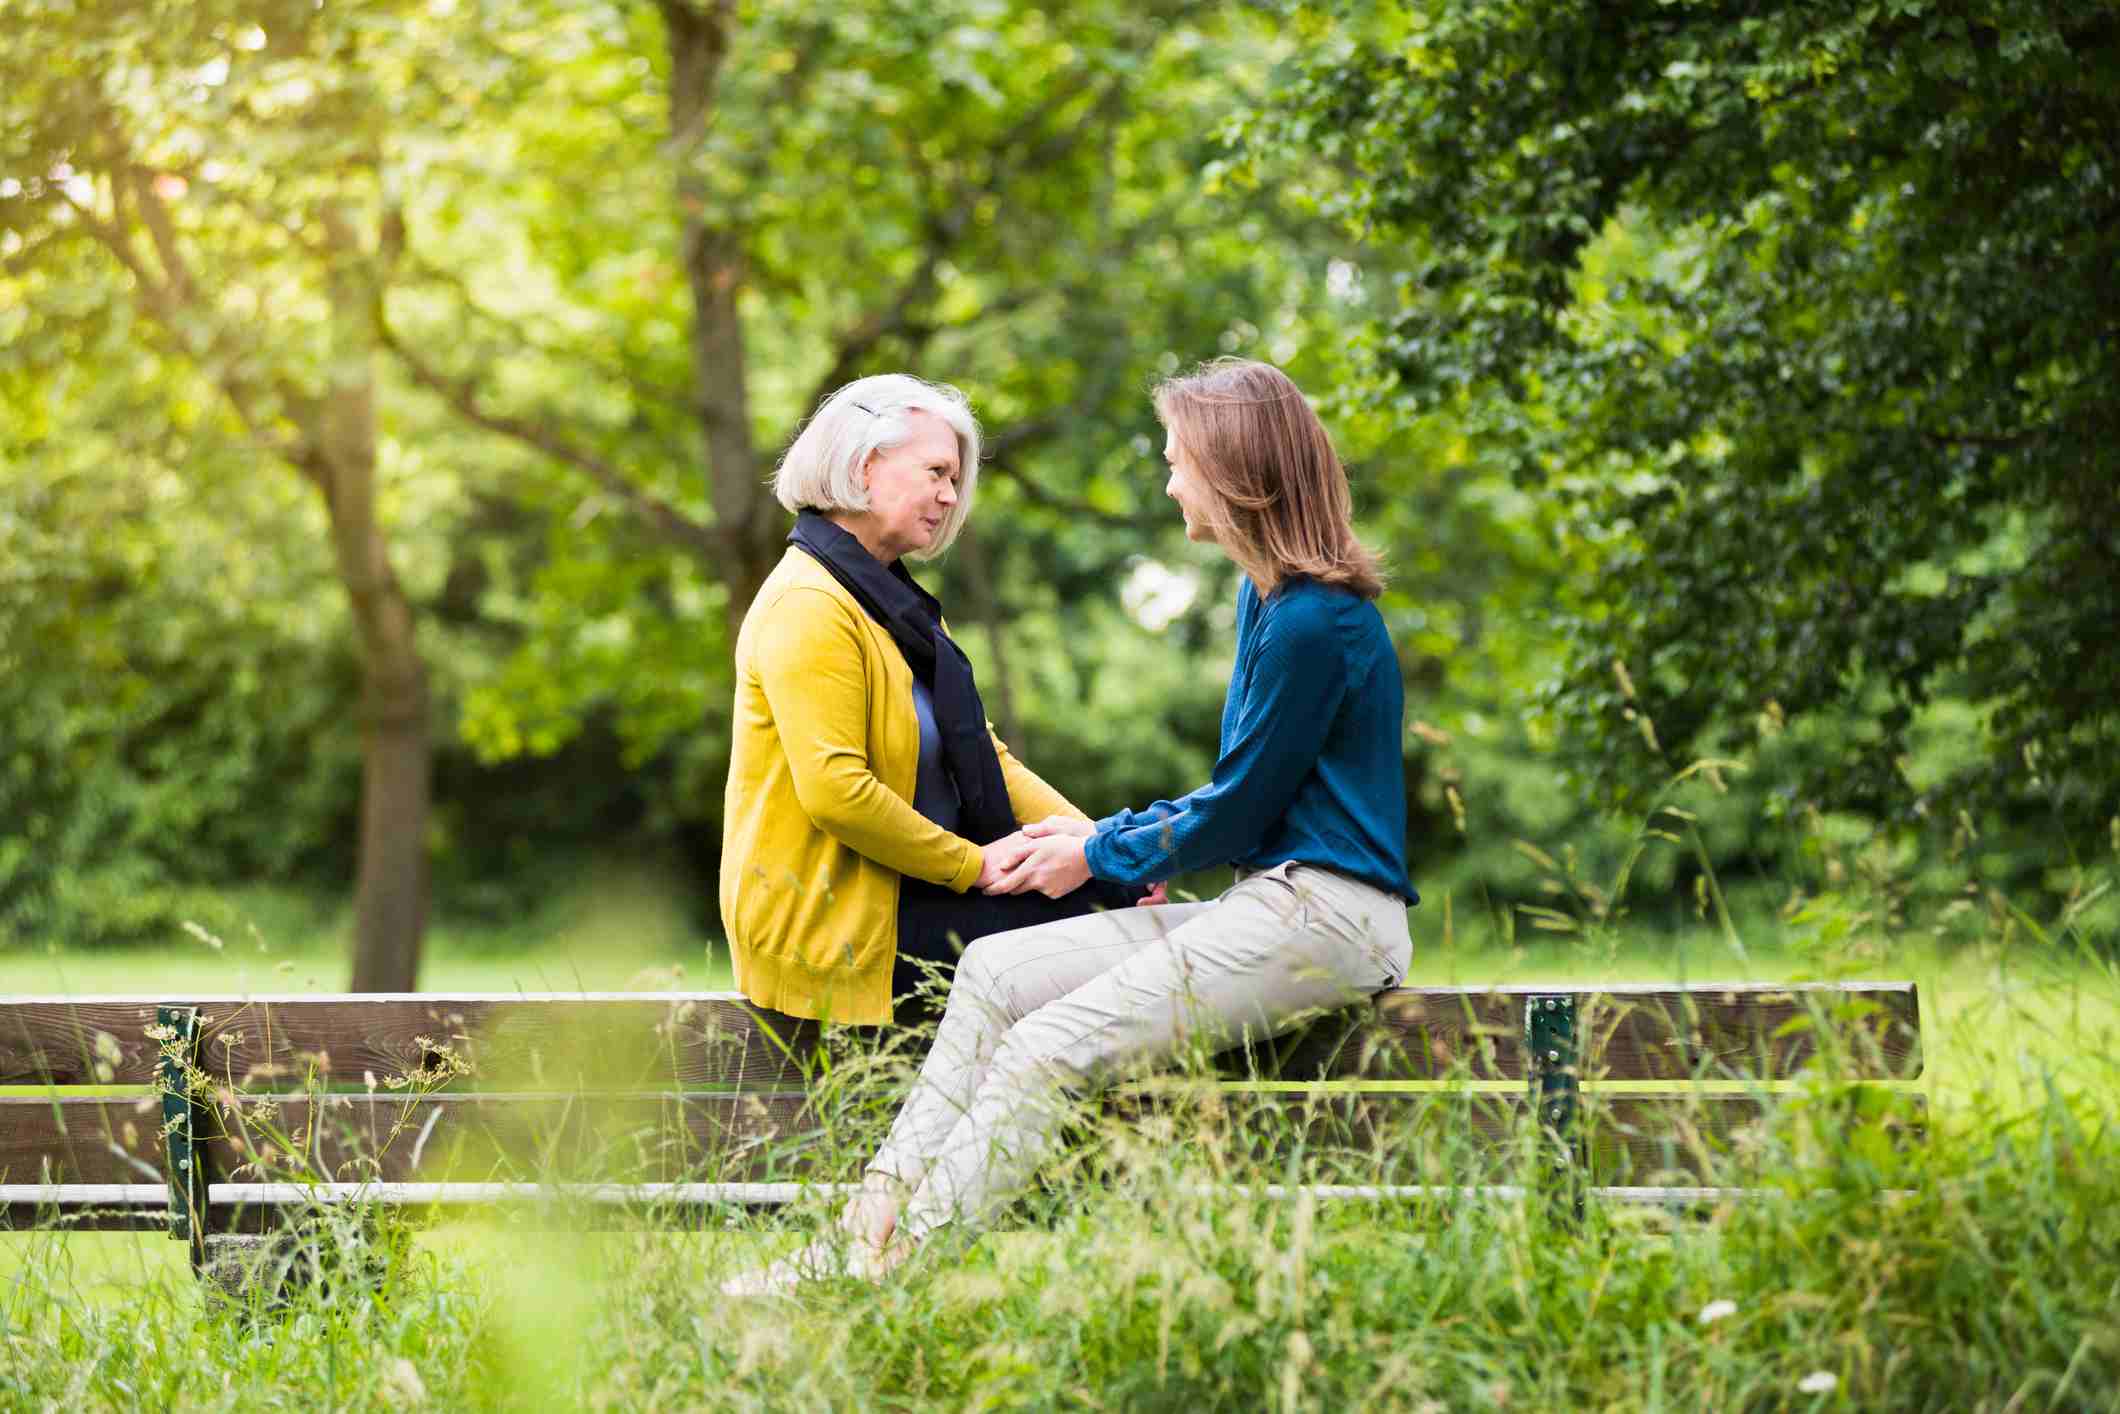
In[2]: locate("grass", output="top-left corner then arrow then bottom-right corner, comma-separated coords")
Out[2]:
4,865 -> 2119,1409
0,861 -> 732,996
3,1019 -> 2116,1410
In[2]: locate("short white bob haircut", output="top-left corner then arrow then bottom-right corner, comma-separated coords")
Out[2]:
773,373 -> 982,560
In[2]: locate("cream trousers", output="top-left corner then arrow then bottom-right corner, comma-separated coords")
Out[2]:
866,862 -> 1412,1241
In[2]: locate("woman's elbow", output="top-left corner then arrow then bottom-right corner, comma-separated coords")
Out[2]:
788,771 -> 868,835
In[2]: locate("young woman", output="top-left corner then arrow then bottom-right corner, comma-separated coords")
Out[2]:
723,358 -> 1416,1292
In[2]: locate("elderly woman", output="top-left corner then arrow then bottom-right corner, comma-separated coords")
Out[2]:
720,373 -> 1139,1027
723,358 -> 1416,1293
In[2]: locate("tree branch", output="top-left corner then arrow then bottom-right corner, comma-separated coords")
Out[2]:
980,418 -> 1147,528
796,67 -> 1130,424
379,316 -> 721,560
122,162 -> 199,306
55,180 -> 156,295
57,168 -> 327,474
397,249 -> 697,422
1,224 -> 94,279
801,246 -> 949,415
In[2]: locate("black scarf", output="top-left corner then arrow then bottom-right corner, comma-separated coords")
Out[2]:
787,511 -> 1018,845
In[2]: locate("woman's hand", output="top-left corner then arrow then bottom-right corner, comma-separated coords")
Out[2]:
990,832 -> 1091,898
975,832 -> 1036,891
1136,881 -> 1170,906
1021,814 -> 1094,840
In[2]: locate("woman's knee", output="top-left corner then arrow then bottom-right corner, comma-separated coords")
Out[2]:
946,935 -> 1020,1017
985,1012 -> 1101,1096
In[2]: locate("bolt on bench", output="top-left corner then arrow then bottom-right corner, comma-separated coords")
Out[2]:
1,982 -> 1922,1276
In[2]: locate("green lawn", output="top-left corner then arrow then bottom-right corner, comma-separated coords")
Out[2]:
0,867 -> 733,996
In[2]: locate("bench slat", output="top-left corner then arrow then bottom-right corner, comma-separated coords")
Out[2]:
0,984 -> 1919,1089
0,995 -> 825,1090
0,1092 -> 822,1187
1234,982 -> 1921,1081
1124,1087 -> 1922,1184
0,1085 -> 1923,1196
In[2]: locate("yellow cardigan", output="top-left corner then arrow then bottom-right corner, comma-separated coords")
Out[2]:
720,548 -> 1084,1024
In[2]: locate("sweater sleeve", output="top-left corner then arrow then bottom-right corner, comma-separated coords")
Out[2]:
752,588 -> 983,892
1095,795 -> 1188,836
1085,599 -> 1346,885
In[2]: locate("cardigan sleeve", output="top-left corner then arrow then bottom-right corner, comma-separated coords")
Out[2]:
752,587 -> 983,892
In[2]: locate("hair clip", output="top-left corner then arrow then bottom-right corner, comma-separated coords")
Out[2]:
850,400 -> 879,416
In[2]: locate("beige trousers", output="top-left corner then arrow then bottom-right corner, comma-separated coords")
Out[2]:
866,862 -> 1412,1241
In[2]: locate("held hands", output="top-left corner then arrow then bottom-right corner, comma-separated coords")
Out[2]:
983,816 -> 1166,902
973,814 -> 1094,900
988,831 -> 1092,898
988,814 -> 1098,898
974,832 -> 1036,891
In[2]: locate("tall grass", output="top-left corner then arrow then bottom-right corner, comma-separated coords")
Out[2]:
5,802 -> 2118,1411
4,951 -> 2118,1412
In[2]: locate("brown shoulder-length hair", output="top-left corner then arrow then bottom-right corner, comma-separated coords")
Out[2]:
1153,358 -> 1385,600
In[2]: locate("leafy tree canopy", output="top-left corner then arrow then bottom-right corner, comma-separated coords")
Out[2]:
1239,0 -> 2120,850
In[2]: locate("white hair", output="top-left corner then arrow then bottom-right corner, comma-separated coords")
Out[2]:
772,373 -> 983,559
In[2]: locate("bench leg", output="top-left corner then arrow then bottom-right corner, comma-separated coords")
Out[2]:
155,1004 -> 209,1273
200,1214 -> 408,1310
1526,994 -> 1585,1223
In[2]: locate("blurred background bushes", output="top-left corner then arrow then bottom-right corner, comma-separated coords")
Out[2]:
2,0 -> 2112,965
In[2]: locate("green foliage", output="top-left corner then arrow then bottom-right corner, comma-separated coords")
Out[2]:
0,354 -> 679,944
393,0 -> 1375,770
1240,0 -> 2120,857
5,0 -> 2107,953
0,386 -> 362,947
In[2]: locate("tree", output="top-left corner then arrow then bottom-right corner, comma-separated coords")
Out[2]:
0,366 -> 366,948
6,0 -> 1380,965
0,0 -> 487,987
1240,0 -> 2120,853
383,0 -> 1358,786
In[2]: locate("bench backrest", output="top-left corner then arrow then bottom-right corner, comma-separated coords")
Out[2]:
0,983 -> 1922,1228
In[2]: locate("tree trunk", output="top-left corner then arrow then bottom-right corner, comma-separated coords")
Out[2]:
347,647 -> 430,993
662,0 -> 784,633
318,198 -> 431,993
686,217 -> 781,631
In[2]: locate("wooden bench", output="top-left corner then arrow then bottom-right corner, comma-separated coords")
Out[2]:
0,982 -> 1923,1275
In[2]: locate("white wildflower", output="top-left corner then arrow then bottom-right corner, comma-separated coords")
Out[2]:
1798,1371 -> 1837,1394
381,1357 -> 426,1406
1697,1298 -> 1738,1325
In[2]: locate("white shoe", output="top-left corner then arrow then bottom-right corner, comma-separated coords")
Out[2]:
718,1234 -> 890,1297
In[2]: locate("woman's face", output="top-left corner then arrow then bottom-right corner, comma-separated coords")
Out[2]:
1164,430 -> 1218,544
850,411 -> 962,563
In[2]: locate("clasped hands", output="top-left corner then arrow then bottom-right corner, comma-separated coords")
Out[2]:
975,816 -> 1167,905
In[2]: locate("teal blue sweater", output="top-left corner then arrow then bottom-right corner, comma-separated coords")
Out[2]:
1085,576 -> 1416,901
